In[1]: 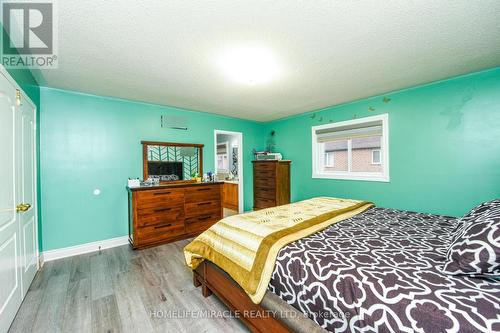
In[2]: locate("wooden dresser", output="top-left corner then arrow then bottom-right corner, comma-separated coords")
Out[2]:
127,182 -> 223,249
253,160 -> 291,210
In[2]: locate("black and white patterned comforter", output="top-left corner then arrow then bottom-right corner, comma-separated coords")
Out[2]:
268,207 -> 500,333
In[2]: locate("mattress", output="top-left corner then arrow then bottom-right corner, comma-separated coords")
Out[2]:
268,207 -> 500,333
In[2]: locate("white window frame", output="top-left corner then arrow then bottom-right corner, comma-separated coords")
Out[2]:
312,114 -> 389,182
371,149 -> 381,165
324,151 -> 335,167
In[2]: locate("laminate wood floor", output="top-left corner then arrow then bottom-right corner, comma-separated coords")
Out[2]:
8,239 -> 249,333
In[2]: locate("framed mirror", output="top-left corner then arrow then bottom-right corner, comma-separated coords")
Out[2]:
142,141 -> 203,183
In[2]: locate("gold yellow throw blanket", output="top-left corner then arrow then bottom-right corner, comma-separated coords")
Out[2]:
184,197 -> 373,303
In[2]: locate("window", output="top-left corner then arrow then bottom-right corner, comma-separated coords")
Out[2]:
324,152 -> 334,167
312,114 -> 389,182
372,149 -> 381,165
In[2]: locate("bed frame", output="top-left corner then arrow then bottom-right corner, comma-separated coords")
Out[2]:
193,261 -> 292,332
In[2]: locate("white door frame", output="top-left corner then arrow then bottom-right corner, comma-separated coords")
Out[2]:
214,130 -> 243,213
0,65 -> 39,268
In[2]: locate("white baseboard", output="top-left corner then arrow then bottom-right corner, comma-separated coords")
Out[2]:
42,235 -> 129,262
38,253 -> 45,268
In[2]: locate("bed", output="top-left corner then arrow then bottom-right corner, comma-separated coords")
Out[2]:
187,199 -> 500,333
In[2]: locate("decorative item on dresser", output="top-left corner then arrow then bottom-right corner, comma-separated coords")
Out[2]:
253,160 -> 291,210
128,182 -> 223,249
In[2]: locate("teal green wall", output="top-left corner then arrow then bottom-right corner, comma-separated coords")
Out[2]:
40,87 -> 266,251
264,68 -> 500,217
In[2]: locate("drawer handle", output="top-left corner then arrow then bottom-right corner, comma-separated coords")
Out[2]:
154,208 -> 172,212
153,191 -> 171,195
198,215 -> 212,221
197,188 -> 211,191
154,223 -> 172,229
197,202 -> 211,206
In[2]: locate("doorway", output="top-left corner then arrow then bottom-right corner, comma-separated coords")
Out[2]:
214,130 -> 243,216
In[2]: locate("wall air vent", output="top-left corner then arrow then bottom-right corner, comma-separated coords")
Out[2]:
161,115 -> 188,130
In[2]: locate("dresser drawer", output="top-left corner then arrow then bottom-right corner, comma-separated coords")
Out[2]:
186,212 -> 221,225
136,199 -> 184,211
254,169 -> 275,178
136,189 -> 184,207
254,186 -> 276,200
186,220 -> 217,234
185,185 -> 221,203
136,221 -> 185,246
185,214 -> 220,234
254,177 -> 275,188
254,197 -> 276,209
137,203 -> 184,215
253,162 -> 276,171
185,200 -> 221,218
137,207 -> 184,227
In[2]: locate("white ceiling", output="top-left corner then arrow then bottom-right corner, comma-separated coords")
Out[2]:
33,1 -> 500,122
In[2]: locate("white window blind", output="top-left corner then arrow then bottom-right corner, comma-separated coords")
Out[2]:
315,123 -> 382,143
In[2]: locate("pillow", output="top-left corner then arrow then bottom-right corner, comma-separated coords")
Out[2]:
448,200 -> 497,244
442,199 -> 500,275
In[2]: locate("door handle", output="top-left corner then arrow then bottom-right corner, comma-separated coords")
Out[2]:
16,203 -> 31,212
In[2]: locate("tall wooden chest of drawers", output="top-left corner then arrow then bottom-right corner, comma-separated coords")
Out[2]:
128,182 -> 223,249
252,160 -> 291,210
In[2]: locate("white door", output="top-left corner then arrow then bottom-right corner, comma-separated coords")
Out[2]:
0,72 -> 23,333
17,93 -> 37,296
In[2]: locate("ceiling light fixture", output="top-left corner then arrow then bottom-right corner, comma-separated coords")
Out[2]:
217,45 -> 280,85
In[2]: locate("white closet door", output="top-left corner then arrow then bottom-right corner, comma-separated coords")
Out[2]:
0,72 -> 23,333
17,95 -> 37,296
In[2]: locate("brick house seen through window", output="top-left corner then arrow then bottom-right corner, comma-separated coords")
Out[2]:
324,137 -> 382,173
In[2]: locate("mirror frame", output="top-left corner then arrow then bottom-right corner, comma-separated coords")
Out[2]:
141,141 -> 204,183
